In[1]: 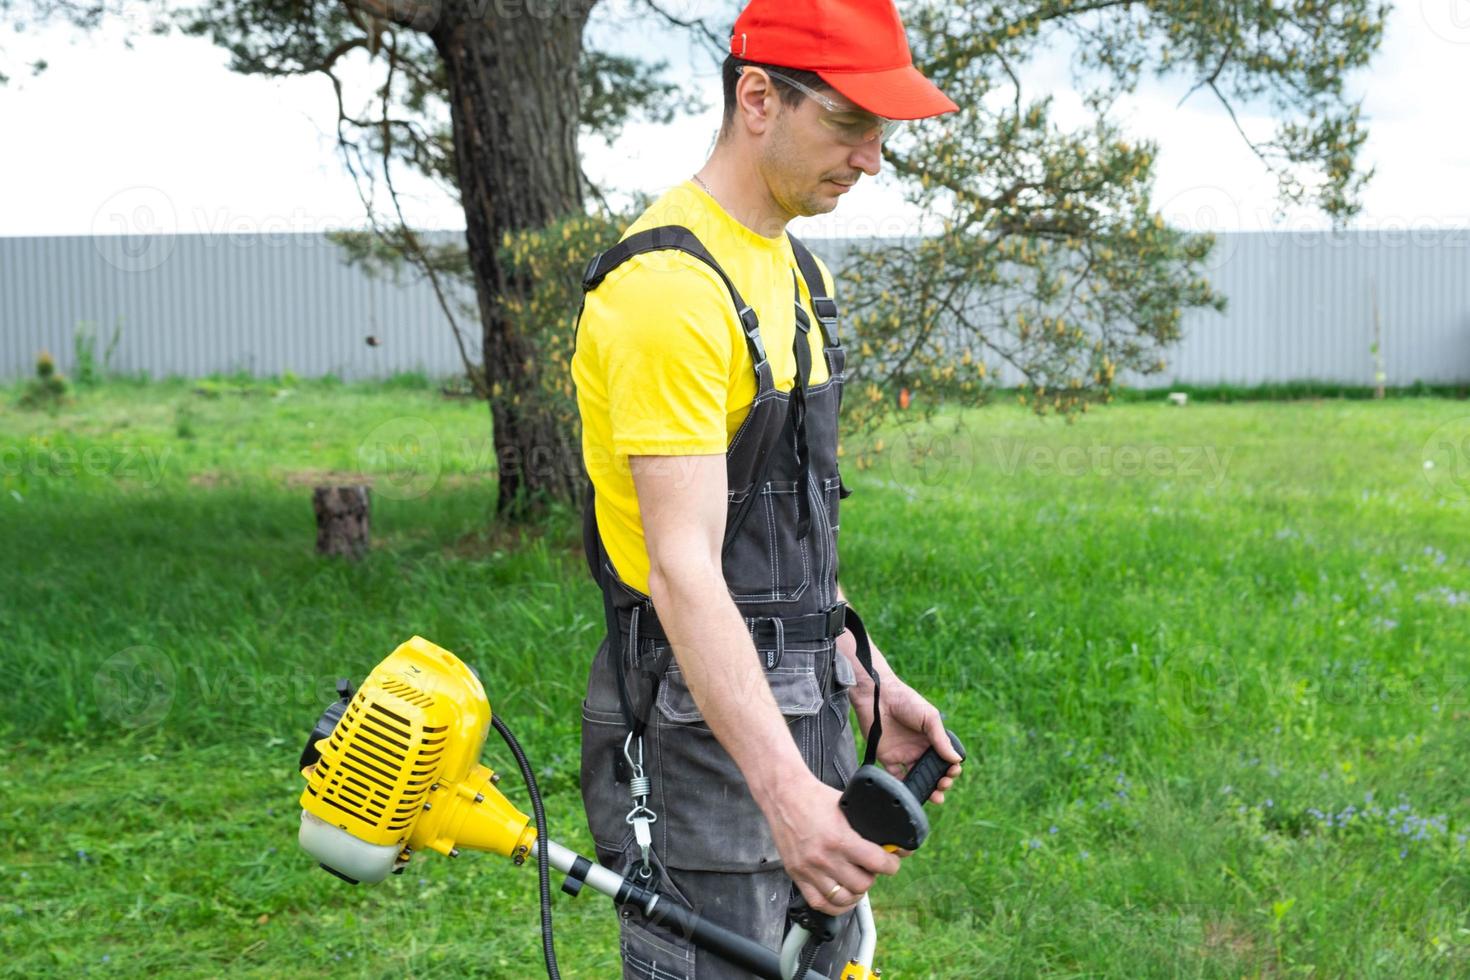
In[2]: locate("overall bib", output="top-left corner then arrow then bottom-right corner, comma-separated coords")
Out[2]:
576,227 -> 868,978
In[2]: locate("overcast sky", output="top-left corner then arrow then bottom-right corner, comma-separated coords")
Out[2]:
2,0 -> 1466,241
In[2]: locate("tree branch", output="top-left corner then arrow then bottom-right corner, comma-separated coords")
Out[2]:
1209,79 -> 1272,169
637,0 -> 725,55
341,0 -> 441,32
1177,36 -> 1234,109
381,33 -> 487,397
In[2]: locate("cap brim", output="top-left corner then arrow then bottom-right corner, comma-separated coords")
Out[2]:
816,65 -> 958,121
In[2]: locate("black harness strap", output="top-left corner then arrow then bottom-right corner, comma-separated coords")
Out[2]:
788,235 -> 840,348
787,234 -> 841,537
584,225 -> 767,364
842,606 -> 883,768
790,274 -> 814,541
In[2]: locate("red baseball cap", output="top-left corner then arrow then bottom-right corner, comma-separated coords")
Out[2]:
731,0 -> 958,121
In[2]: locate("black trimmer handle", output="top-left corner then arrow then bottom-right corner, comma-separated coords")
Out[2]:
836,727 -> 969,853
902,729 -> 967,807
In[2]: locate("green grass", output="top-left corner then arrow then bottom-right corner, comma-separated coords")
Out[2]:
3,379 -> 1470,976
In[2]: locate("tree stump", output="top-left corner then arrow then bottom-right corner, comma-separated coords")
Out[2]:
313,486 -> 371,560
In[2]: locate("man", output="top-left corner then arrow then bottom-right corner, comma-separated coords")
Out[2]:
572,1 -> 963,975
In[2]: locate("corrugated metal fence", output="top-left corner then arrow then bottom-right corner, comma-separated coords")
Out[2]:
1147,228 -> 1470,386
2,229 -> 1468,385
0,233 -> 474,382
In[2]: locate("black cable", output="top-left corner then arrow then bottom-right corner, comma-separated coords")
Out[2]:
491,715 -> 561,980
795,936 -> 821,979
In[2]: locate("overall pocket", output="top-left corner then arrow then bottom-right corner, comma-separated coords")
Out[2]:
581,698 -> 636,854
579,634 -> 667,854
649,648 -> 826,872
722,480 -> 812,603
822,474 -> 844,535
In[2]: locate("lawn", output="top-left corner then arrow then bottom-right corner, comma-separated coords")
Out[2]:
2,376 -> 1469,977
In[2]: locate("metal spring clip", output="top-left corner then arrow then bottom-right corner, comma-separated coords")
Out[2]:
623,731 -> 658,879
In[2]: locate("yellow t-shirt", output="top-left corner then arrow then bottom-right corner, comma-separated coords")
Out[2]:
571,181 -> 836,597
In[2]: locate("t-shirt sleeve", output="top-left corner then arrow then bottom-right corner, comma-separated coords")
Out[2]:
586,253 -> 735,457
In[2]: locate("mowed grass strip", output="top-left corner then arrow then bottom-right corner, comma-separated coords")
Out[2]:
2,378 -> 1469,977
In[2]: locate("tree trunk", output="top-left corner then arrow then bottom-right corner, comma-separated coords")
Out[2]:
313,486 -> 371,560
432,2 -> 594,518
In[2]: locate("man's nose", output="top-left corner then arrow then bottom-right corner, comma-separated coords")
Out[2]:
850,137 -> 882,177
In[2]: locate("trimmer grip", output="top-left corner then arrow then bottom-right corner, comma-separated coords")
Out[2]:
902,729 -> 966,806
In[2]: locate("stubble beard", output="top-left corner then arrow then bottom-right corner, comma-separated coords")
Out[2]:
763,120 -> 842,220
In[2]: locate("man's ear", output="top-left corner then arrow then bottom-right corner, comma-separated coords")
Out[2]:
734,67 -> 776,137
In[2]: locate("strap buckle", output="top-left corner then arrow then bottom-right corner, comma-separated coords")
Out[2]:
811,297 -> 840,346
737,305 -> 767,362
825,602 -> 848,638
794,305 -> 812,335
582,253 -> 603,290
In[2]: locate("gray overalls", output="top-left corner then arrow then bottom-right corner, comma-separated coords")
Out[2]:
576,226 -> 871,979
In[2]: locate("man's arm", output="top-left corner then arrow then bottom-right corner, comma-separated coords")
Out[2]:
632,454 -> 901,912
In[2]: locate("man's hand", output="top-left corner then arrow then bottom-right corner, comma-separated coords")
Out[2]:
761,773 -> 902,915
863,677 -> 963,804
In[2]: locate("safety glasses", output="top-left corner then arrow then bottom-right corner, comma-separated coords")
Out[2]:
739,66 -> 903,146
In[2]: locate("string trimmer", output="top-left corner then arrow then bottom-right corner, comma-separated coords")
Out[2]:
296,636 -> 965,979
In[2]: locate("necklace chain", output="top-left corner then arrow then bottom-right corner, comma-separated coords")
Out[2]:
692,174 -> 716,202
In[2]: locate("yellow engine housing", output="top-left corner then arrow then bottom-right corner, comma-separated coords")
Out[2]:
299,636 -> 536,881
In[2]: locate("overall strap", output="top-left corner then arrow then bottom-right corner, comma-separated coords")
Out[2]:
788,234 -> 840,348
843,606 -> 884,768
788,234 -> 854,504
790,273 -> 814,541
584,225 -> 767,364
